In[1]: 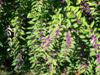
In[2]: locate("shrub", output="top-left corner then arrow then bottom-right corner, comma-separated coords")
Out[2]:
0,0 -> 100,75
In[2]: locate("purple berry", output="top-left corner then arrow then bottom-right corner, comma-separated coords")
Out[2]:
96,54 -> 100,64
66,32 -> 70,47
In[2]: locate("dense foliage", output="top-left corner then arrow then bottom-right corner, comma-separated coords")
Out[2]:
0,0 -> 100,75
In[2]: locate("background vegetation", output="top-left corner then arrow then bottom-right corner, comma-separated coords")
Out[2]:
0,0 -> 100,75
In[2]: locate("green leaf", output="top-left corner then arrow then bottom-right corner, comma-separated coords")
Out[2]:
76,0 -> 81,5
76,11 -> 82,19
0,42 -> 3,47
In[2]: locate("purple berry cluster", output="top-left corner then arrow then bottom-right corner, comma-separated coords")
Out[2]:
90,34 -> 100,65
66,31 -> 70,48
55,29 -> 60,36
16,51 -> 23,69
90,34 -> 97,51
96,54 -> 100,64
80,1 -> 90,14
40,35 -> 51,49
44,35 -> 51,48
40,26 -> 60,49
80,0 -> 93,23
